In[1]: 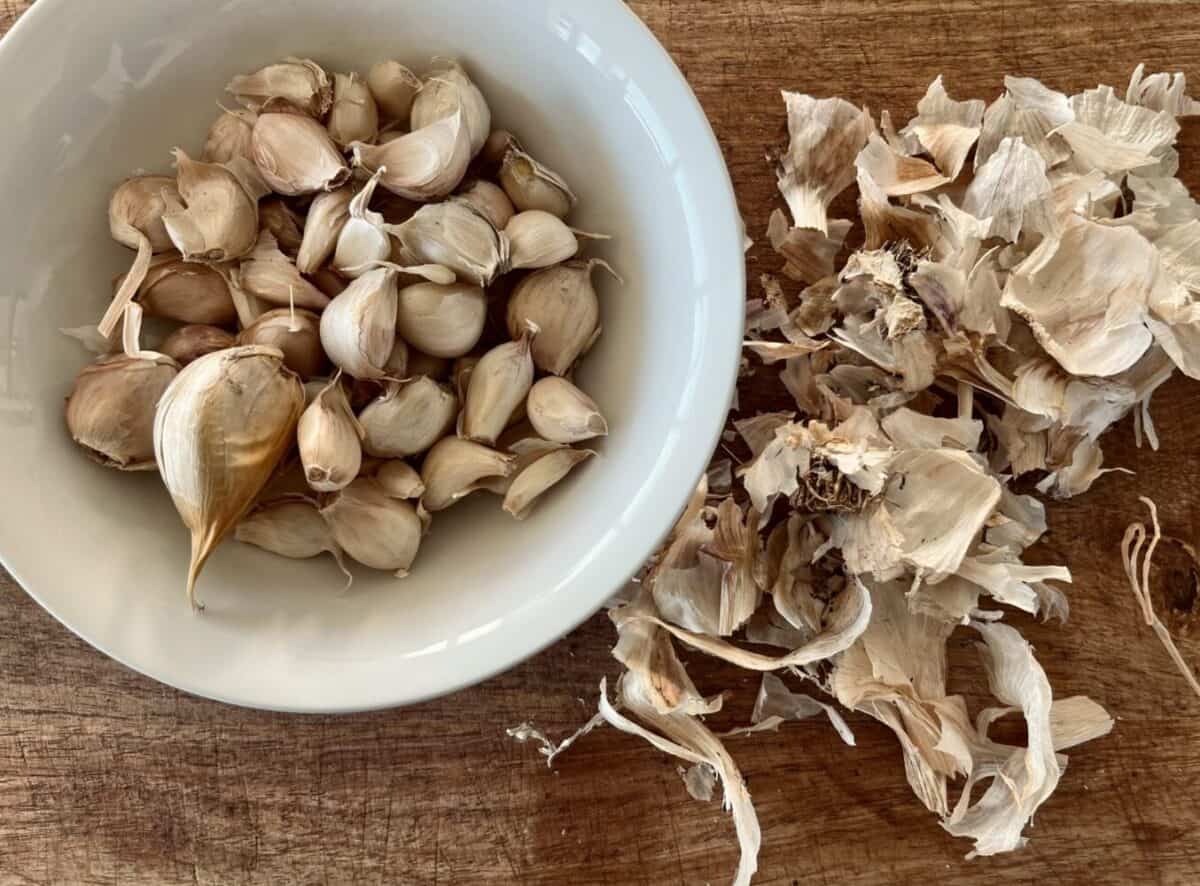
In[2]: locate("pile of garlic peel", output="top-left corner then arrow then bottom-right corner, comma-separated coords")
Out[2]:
514,66 -> 1200,886
64,56 -> 613,609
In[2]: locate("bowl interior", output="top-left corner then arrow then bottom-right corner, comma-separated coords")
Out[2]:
0,0 -> 742,710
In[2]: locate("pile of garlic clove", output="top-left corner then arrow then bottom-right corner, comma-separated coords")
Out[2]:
63,55 -> 614,610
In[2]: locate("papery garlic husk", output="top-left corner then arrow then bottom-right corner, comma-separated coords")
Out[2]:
328,72 -> 380,149
259,198 -> 305,255
154,345 -> 304,609
252,112 -> 350,196
227,57 -> 333,117
203,107 -> 258,164
505,210 -> 580,270
420,436 -> 516,511
238,231 -> 331,311
350,108 -> 471,200
333,168 -> 392,277
366,60 -> 422,123
296,186 -> 353,274
375,460 -> 426,499
454,179 -> 515,230
395,281 -> 487,357
162,149 -> 267,265
235,496 -> 351,586
237,307 -> 328,379
503,447 -> 595,520
359,377 -> 458,458
318,266 -> 400,378
131,252 -> 239,326
410,59 -> 492,157
160,324 -> 235,366
320,478 -> 423,575
499,147 -> 577,218
406,348 -> 451,380
393,200 -> 509,286
298,376 -> 364,492
507,258 -> 615,375
527,376 -> 608,443
462,326 -> 536,445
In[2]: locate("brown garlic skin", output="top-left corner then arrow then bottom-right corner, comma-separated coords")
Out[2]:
258,198 -> 305,255
237,308 -> 328,380
160,325 -> 236,366
132,253 -> 239,326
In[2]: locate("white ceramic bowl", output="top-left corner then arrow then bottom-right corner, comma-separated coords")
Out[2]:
0,0 -> 742,711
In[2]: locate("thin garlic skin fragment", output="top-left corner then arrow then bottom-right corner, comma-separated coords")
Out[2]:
527,377 -> 608,443
320,479 -> 423,576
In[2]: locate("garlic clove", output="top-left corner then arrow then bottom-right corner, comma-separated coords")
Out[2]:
406,348 -> 452,380
452,353 -> 481,402
252,112 -> 350,196
161,149 -> 264,266
499,147 -> 577,218
349,108 -> 471,200
235,496 -> 351,586
154,345 -> 304,609
296,186 -> 354,274
480,129 -> 522,173
420,436 -> 516,511
203,107 -> 258,164
238,231 -> 331,311
320,478 -> 423,576
332,167 -> 393,277
506,258 -> 616,375
527,376 -> 608,443
298,376 -> 364,493
318,266 -> 400,378
309,266 -> 348,299
410,59 -> 492,157
359,377 -> 458,458
383,337 -> 409,378
366,60 -> 422,123
375,460 -> 426,500
462,325 -> 536,445
505,210 -> 580,270
454,179 -> 515,230
395,280 -> 487,358
259,198 -> 305,255
475,432 -> 560,496
503,448 -> 596,520
328,71 -> 380,149
160,325 -> 236,367
130,252 -> 239,326
227,57 -> 333,117
237,306 -> 328,379
392,200 -> 509,286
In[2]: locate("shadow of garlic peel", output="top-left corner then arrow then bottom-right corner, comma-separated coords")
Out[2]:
63,55 -> 612,606
511,65 -> 1200,886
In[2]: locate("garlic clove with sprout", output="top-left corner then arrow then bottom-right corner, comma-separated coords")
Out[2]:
503,447 -> 596,520
420,437 -> 516,512
366,60 -> 422,123
527,376 -> 608,443
507,258 -> 616,375
227,57 -> 333,117
259,198 -> 305,255
359,377 -> 458,458
203,107 -> 258,164
160,325 -> 235,366
296,186 -> 354,274
375,460 -> 426,500
332,167 -> 393,277
392,200 -> 509,286
238,231 -> 331,311
454,179 -> 515,230
235,496 -> 351,586
328,72 -> 380,149
129,252 -> 238,326
298,375 -> 364,493
461,325 -> 536,446
499,147 -> 577,218
251,112 -> 350,196
154,345 -> 305,610
320,479 -> 424,576
395,280 -> 487,358
349,108 -> 471,200
505,210 -> 580,270
237,306 -> 328,379
410,59 -> 492,157
161,149 -> 267,266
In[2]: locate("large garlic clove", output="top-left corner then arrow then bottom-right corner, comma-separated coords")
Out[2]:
349,108 -> 471,200
296,186 -> 354,274
527,376 -> 608,443
318,266 -> 400,378
235,496 -> 351,586
375,460 -> 426,500
238,231 -> 331,311
393,200 -> 509,286
454,179 -> 515,231
328,72 -> 380,149
161,149 -> 266,266
503,448 -> 596,520
359,377 -> 458,458
499,147 -> 577,218
420,437 -> 516,511
130,252 -> 238,326
259,198 -> 305,256
395,280 -> 487,358
160,325 -> 235,367
366,60 -> 422,123
505,210 -> 579,270
227,57 -> 333,117
298,376 -> 364,493
507,258 -> 616,375
203,107 -> 258,164
462,326 -> 536,445
154,345 -> 304,609
252,112 -> 350,196
410,59 -> 492,157
320,479 -> 423,576
237,307 -> 328,379
332,167 -> 393,277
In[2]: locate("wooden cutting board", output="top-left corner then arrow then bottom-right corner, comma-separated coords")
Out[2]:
1,1 -> 1198,883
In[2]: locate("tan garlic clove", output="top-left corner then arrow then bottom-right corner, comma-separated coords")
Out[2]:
480,129 -> 521,173
320,479 -> 423,576
227,57 -> 333,117
359,377 -> 458,458
395,281 -> 487,358
393,200 -> 509,286
131,252 -> 238,326
259,198 -> 305,255
454,179 -> 515,230
452,353 -> 481,402
160,325 -> 235,366
203,107 -> 258,164
161,149 -> 267,266
420,437 -> 516,512
461,326 -> 536,446
366,60 -> 422,123
309,266 -> 347,299
252,112 -> 350,196
332,167 -> 393,277
475,432 -> 560,495
499,147 -> 577,218
237,306 -> 327,379
238,231 -> 331,311
507,258 -> 617,375
235,496 -> 351,585
406,348 -> 451,380
410,59 -> 492,157
384,337 -> 409,378
526,376 -> 608,443
375,460 -> 426,500
504,210 -> 580,270
328,72 -> 380,149
154,345 -> 304,609
318,266 -> 400,378
350,109 -> 471,200
296,186 -> 353,274
503,448 -> 596,520
298,376 -> 364,492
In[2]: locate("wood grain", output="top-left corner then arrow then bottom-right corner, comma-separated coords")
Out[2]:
3,1 -> 1200,883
